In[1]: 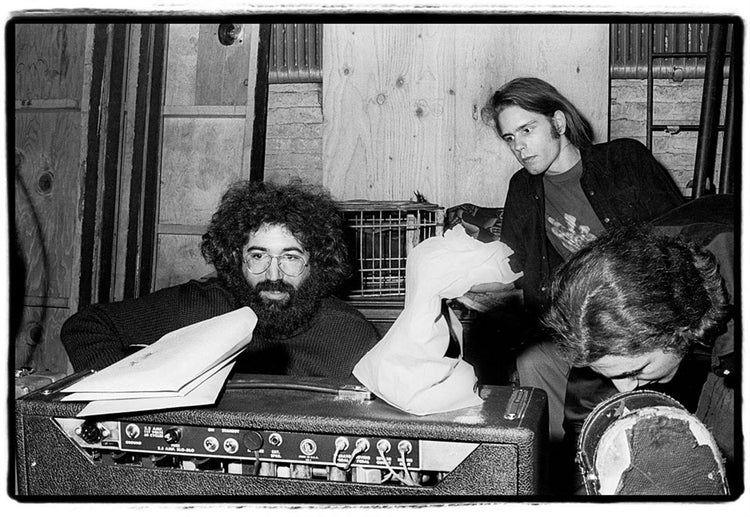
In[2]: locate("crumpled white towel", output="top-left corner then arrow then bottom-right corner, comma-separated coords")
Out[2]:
352,226 -> 523,415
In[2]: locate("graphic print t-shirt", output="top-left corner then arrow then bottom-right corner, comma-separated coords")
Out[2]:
543,160 -> 605,260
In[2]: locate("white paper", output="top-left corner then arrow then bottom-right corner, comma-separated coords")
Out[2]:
63,307 -> 257,394
75,360 -> 236,417
60,347 -> 244,401
353,226 -> 523,415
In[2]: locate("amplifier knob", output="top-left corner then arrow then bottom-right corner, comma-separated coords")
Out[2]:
223,438 -> 239,454
204,436 -> 220,453
243,431 -> 264,451
163,427 -> 183,445
125,423 -> 141,439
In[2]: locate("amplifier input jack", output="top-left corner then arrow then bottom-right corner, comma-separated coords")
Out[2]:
268,432 -> 283,447
333,436 -> 349,464
376,439 -> 391,453
397,440 -> 413,454
344,438 -> 370,469
75,421 -> 110,444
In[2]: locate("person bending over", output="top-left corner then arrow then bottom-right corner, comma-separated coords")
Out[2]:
544,221 -> 736,492
62,181 -> 380,378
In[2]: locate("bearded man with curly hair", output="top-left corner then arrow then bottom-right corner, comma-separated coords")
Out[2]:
62,181 -> 379,378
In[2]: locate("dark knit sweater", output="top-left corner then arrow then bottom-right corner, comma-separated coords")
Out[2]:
61,278 -> 380,378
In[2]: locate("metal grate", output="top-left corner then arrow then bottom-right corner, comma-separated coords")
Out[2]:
267,24 -> 731,83
269,23 -> 322,83
338,201 -> 444,297
610,23 -> 732,79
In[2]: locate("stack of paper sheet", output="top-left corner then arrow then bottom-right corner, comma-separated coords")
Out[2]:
61,307 -> 258,417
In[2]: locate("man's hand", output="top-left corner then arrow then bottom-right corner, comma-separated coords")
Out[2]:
456,281 -> 519,312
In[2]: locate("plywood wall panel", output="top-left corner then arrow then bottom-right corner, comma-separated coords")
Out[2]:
153,234 -> 216,291
13,22 -> 90,376
15,306 -> 73,375
164,24 -> 200,106
323,24 -> 456,202
14,112 -> 82,301
159,117 -> 246,226
196,24 -> 251,106
14,24 -> 87,101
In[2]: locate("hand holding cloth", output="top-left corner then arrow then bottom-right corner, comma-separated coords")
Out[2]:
353,226 -> 522,415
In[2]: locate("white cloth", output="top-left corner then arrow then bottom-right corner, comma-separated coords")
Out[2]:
353,226 -> 523,415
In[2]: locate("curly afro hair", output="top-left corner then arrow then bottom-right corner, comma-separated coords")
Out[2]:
201,180 -> 351,296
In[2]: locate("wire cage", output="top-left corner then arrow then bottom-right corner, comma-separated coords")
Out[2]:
337,201 -> 444,297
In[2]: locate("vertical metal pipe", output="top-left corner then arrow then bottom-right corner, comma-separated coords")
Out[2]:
720,24 -> 741,194
646,24 -> 654,150
692,23 -> 727,199
249,24 -> 272,183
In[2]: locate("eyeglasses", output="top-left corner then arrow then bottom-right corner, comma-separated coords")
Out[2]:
244,251 -> 308,277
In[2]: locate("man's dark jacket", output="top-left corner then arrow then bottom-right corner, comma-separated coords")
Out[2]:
500,138 -> 685,316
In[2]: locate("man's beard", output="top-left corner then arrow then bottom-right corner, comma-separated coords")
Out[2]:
225,273 -> 325,338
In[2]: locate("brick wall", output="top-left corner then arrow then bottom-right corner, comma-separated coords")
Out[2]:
263,82 -> 324,185
611,78 -> 726,197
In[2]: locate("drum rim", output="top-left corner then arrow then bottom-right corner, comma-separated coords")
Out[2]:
578,389 -> 685,453
576,390 -> 686,495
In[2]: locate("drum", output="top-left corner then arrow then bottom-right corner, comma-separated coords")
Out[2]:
577,390 -> 729,496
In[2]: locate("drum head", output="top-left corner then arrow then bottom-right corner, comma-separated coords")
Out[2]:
578,390 -> 728,496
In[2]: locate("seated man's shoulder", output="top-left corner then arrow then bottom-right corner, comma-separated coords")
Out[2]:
317,297 -> 378,336
151,278 -> 237,316
179,277 -> 233,298
318,296 -> 371,321
590,137 -> 647,157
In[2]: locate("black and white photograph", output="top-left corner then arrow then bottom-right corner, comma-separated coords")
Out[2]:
5,4 -> 745,512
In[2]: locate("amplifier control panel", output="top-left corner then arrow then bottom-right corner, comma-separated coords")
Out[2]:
55,417 -> 478,487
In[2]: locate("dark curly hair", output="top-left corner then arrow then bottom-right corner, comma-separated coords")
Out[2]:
487,77 -> 594,149
544,225 -> 731,366
201,180 -> 351,296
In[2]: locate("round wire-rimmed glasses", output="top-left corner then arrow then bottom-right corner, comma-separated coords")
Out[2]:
244,251 -> 308,277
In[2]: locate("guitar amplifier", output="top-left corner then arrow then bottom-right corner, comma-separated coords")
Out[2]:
14,372 -> 548,500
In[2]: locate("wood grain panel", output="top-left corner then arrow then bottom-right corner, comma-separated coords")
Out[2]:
15,306 -> 73,375
159,117 -> 246,225
14,23 -> 86,101
164,24 -> 199,106
323,24 -> 456,203
196,23 -> 251,106
14,112 -> 82,300
153,234 -> 217,291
